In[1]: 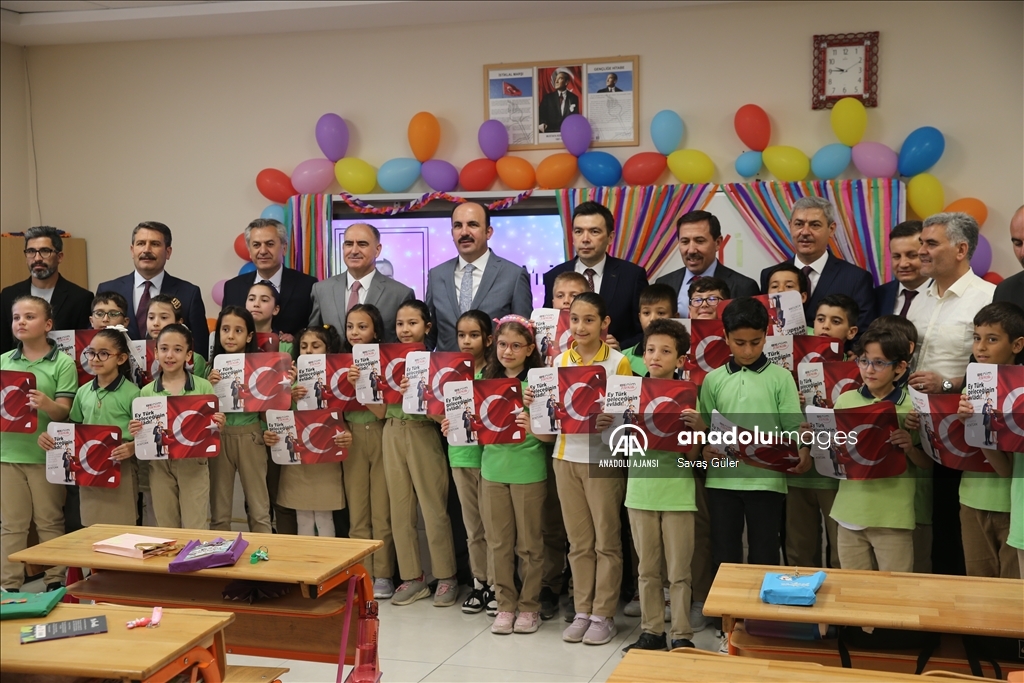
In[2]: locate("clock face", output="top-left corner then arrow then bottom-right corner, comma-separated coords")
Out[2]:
826,45 -> 865,96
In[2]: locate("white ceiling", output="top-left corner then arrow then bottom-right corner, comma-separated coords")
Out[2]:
0,0 -> 731,46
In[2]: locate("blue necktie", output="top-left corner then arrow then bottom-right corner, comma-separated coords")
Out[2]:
460,264 -> 475,313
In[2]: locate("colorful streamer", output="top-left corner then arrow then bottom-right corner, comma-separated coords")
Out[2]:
335,190 -> 534,216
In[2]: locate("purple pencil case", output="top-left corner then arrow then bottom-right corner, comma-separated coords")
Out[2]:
168,533 -> 248,573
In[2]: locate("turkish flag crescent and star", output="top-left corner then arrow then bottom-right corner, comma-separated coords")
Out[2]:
640,378 -> 698,452
379,343 -> 426,405
293,409 -> 347,464
166,395 -> 221,459
558,366 -> 606,434
793,336 -> 844,366
991,365 -> 1024,452
684,320 -> 729,385
503,81 -> 522,96
243,352 -> 292,412
918,393 -> 992,473
824,361 -> 863,407
69,424 -> 122,487
473,378 -> 525,445
427,353 -> 475,415
832,402 -> 907,480
0,370 -> 36,433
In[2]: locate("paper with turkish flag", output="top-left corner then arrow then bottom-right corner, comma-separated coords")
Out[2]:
684,320 -> 729,385
527,367 -> 560,435
640,378 -> 698,452
804,406 -> 847,479
709,410 -> 802,473
48,329 -> 99,386
531,308 -> 560,367
0,370 -> 36,433
423,352 -> 474,415
378,343 -> 426,405
964,363 -> 1024,452
558,366 -> 606,434
352,344 -> 383,405
720,292 -> 806,336
909,388 -> 992,472
45,422 -> 120,487
212,352 -> 291,412
255,333 -> 280,353
473,379 -> 525,445
133,394 -> 220,460
443,380 -> 476,446
831,402 -> 906,480
296,354 -> 360,412
793,336 -> 844,366
266,409 -> 346,465
797,361 -> 862,410
603,375 -> 643,435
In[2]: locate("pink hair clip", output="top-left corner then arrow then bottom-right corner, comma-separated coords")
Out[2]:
493,314 -> 535,336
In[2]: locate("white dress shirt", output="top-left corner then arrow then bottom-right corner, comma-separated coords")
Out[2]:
575,255 -> 607,293
253,265 -> 283,291
346,269 -> 376,306
893,281 -> 927,316
455,249 -> 491,302
133,270 -> 166,310
795,251 -> 829,295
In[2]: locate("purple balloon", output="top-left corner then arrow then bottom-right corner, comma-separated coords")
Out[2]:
851,142 -> 898,178
561,114 -> 592,157
971,234 -> 992,276
478,120 -> 509,162
421,159 -> 459,192
291,158 -> 335,194
315,113 -> 349,162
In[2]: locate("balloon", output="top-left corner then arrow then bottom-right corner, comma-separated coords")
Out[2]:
579,151 -> 623,187
315,113 -> 349,162
478,120 -> 509,162
811,143 -> 852,180
851,142 -> 898,178
830,98 -> 868,146
334,158 -> 377,194
421,159 -> 459,192
496,157 -> 535,190
734,104 -> 771,151
256,168 -> 295,204
238,262 -> 256,276
981,271 -> 1004,285
971,234 -> 992,276
260,204 -> 285,223
377,158 -> 421,193
898,126 -> 945,176
621,152 -> 664,186
944,198 -> 988,226
536,153 -> 578,189
212,279 -> 227,307
290,158 -> 335,194
734,151 -> 763,178
667,149 -> 714,184
650,110 -> 684,156
907,173 -> 944,218
233,233 -> 249,260
408,112 -> 441,162
762,146 -> 810,182
460,158 -> 498,191
560,115 -> 593,157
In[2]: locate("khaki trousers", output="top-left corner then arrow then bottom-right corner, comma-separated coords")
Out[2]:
628,507 -> 695,641
149,458 -> 210,530
266,454 -> 297,534
837,525 -> 913,572
960,505 -> 1019,578
785,486 -> 840,569
344,420 -> 394,579
481,478 -> 546,613
80,459 -> 139,526
913,524 -> 933,573
1,463 -> 66,588
691,474 -> 713,603
209,423 -> 272,533
452,467 -> 494,585
383,418 -> 455,580
553,458 -> 625,618
541,455 -> 567,591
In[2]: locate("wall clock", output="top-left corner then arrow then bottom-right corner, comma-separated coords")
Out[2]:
812,31 -> 879,109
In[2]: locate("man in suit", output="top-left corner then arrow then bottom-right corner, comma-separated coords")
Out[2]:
993,205 -> 1024,304
427,202 -> 532,352
309,223 -> 414,342
544,201 -> 649,349
655,210 -> 759,317
1,226 -> 93,353
759,196 -> 875,331
222,218 -> 316,339
874,220 -> 928,319
537,68 -> 580,134
596,72 -> 623,93
97,221 -> 208,354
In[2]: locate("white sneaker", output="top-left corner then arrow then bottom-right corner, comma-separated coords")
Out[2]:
623,591 -> 641,617
689,601 -> 709,632
717,629 -> 730,654
373,577 -> 395,600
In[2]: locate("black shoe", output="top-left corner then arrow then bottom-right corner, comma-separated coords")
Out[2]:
563,597 -> 575,623
482,585 -> 498,617
539,587 -> 558,621
670,639 -> 695,650
622,631 -> 667,653
45,582 -> 63,592
462,579 -> 486,614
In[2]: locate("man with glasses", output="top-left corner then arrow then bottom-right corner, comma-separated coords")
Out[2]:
1,226 -> 93,353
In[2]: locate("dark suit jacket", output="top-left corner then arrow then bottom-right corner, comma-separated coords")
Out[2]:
543,256 -> 649,349
596,86 -> 623,93
222,267 -> 316,337
1,275 -> 94,354
874,280 -> 900,320
994,270 -> 1024,306
655,261 -> 760,304
96,271 -> 208,355
760,254 -> 875,332
538,90 -> 580,133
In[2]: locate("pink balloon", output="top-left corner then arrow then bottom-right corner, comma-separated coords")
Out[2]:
291,159 -> 335,194
212,279 -> 227,307
851,142 -> 898,178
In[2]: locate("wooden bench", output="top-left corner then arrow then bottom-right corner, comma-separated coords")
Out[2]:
224,664 -> 290,682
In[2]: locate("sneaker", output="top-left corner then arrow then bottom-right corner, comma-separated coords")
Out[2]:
491,611 -> 515,635
483,585 -> 498,617
514,611 -> 541,634
670,638 -> 695,650
462,578 -> 486,614
563,614 -> 591,643
434,578 -> 459,607
689,601 -> 709,632
622,631 -> 667,653
373,577 -> 395,600
563,598 -> 575,623
583,616 -> 617,645
539,587 -> 559,621
717,629 -> 730,654
623,590 -> 641,617
664,587 -> 671,622
391,576 -> 430,606
45,582 -> 63,592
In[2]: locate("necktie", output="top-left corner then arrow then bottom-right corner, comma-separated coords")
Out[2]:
898,289 -> 918,318
584,268 -> 596,292
460,264 -> 475,313
136,280 -> 152,334
347,280 -> 362,313
801,265 -> 814,294
559,92 -> 566,114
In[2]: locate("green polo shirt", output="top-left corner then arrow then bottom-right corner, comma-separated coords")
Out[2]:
697,354 -> 801,494
960,471 -> 1011,513
626,448 -> 696,512
480,379 -> 546,484
1008,453 -> 1024,551
345,409 -> 378,424
449,370 -> 484,469
385,404 -> 430,421
141,371 -> 216,398
622,343 -> 647,377
190,354 -> 207,380
1,342 -> 78,464
69,375 -> 141,440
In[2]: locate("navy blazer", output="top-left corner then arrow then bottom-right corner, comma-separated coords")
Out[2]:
760,254 -> 875,332
1,275 -> 94,354
96,271 -> 209,355
655,260 -> 760,303
222,266 -> 317,337
874,280 -> 901,319
543,255 -> 649,349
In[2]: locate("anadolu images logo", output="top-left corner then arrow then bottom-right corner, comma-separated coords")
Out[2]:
610,423 -> 648,458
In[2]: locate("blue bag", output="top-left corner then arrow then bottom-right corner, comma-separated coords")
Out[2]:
759,570 -> 826,606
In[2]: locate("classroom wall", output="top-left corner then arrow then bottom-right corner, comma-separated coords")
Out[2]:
1,41 -> 30,234
2,0 -> 1021,309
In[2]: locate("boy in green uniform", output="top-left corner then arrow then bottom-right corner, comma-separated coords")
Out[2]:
621,284 -> 677,376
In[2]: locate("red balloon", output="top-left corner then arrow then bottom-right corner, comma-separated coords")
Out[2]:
622,152 -> 667,186
233,233 -> 250,261
734,104 -> 771,152
459,158 -> 498,191
256,168 -> 295,204
981,271 -> 1004,285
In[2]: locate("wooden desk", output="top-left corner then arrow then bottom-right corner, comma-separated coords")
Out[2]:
1,603 -> 232,683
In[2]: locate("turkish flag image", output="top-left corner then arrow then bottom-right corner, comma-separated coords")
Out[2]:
708,410 -> 801,473
473,379 -> 525,445
255,333 -> 280,353
684,319 -> 729,385
640,378 -> 698,451
141,395 -> 220,460
824,361 -> 863,407
991,365 -> 1024,452
793,336 -> 844,366
268,409 -> 346,465
46,423 -> 121,487
243,352 -> 292,412
295,354 -> 360,412
832,402 -> 907,480
379,343 -> 426,404
424,353 -> 475,415
503,81 -> 522,97
914,392 -> 992,472
558,366 -> 606,434
49,329 -> 100,386
0,370 -> 36,433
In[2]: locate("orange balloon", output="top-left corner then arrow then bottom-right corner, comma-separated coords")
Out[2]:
535,153 -> 578,189
408,112 -> 441,162
496,157 -> 536,190
943,197 -> 988,226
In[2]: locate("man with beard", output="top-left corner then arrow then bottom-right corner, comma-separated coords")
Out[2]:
993,205 -> 1024,304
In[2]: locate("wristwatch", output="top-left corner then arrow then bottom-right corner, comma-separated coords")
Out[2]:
941,379 -> 954,393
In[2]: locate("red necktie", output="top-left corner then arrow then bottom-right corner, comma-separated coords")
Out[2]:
801,265 -> 814,294
136,280 -> 152,335
898,289 -> 918,318
347,281 -> 362,313
584,268 -> 596,292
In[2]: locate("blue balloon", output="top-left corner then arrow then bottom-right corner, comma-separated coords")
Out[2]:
260,204 -> 285,223
650,110 -> 684,156
811,143 -> 852,179
734,151 -> 763,178
377,158 -> 422,193
898,126 -> 945,177
238,262 -> 257,275
578,151 -> 622,187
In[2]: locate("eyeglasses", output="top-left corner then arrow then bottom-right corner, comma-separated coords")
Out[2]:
82,348 -> 114,361
855,358 -> 896,371
496,341 -> 529,352
24,248 -> 57,258
91,310 -> 125,320
689,296 -> 722,307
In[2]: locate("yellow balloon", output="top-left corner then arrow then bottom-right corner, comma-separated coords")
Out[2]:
907,173 -> 945,219
334,158 -> 377,195
667,149 -> 714,184
830,97 -> 868,146
762,146 -> 810,182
